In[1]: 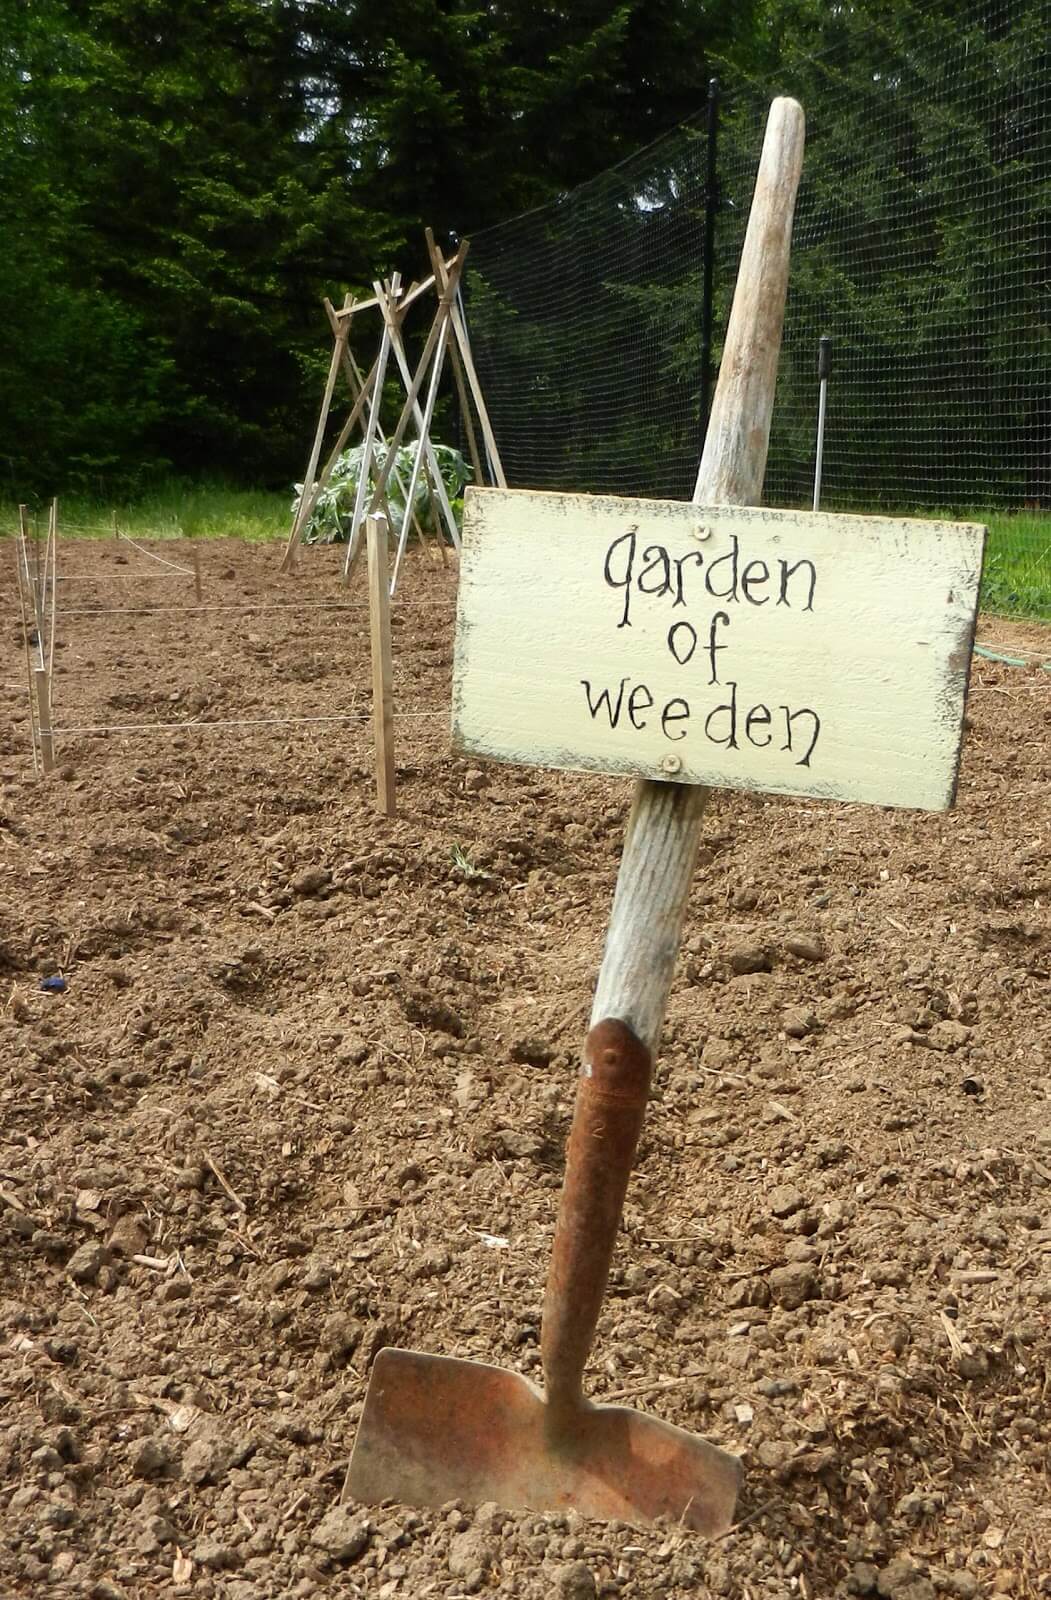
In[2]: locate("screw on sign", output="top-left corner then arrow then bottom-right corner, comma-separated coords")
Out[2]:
347,99 -> 985,1535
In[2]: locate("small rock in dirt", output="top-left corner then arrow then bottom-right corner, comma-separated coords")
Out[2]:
448,1529 -> 493,1579
311,1508 -> 370,1563
158,1276 -> 191,1303
816,1138 -> 848,1166
554,1561 -> 598,1600
783,1005 -> 819,1038
137,1513 -> 177,1555
66,1242 -> 111,1285
291,866 -> 331,898
509,1035 -> 555,1067
411,1247 -> 452,1280
728,942 -> 771,975
927,1020 -> 972,1052
785,932 -> 826,963
192,1535 -> 241,1571
945,1574 -> 979,1599
463,769 -> 488,792
769,1261 -> 818,1310
129,1436 -> 171,1479
91,1583 -> 127,1600
768,1183 -> 805,1219
876,1557 -> 934,1600
849,1562 -> 880,1594
489,1128 -> 545,1161
107,1213 -> 148,1256
30,1227 -> 67,1255
182,1433 -> 232,1486
302,1256 -> 338,1291
322,1311 -> 362,1358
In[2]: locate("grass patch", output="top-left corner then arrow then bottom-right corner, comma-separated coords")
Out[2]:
4,478 -> 290,544
979,509 -> 1051,620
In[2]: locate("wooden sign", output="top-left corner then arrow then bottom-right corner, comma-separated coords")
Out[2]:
452,488 -> 986,812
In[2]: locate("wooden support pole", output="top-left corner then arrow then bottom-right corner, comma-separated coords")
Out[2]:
365,243 -> 469,517
390,310 -> 453,595
589,97 -> 805,1054
367,514 -> 396,817
343,273 -> 402,583
284,296 -> 352,572
323,296 -> 432,560
46,498 -> 57,681
425,229 -> 484,489
378,278 -> 463,550
14,527 -> 40,775
34,667 -> 55,773
427,233 -> 507,488
192,546 -> 203,603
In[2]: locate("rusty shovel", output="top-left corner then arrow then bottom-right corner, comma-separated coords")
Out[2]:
347,1017 -> 742,1534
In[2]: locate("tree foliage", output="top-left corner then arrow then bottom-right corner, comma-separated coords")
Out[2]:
1,0 -> 750,495
2,0 -> 1044,506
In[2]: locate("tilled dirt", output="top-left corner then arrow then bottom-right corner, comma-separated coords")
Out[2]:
0,538 -> 1049,1600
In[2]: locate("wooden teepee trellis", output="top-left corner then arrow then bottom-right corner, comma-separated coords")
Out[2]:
282,232 -> 505,592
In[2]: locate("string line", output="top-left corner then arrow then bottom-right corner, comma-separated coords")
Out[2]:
52,710 -> 447,735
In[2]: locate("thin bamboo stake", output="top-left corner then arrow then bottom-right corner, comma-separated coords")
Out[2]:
192,546 -> 203,603
34,668 -> 55,773
367,514 -> 396,817
390,311 -> 452,596
425,228 -> 484,488
323,297 -> 430,561
429,241 -> 506,488
46,499 -> 57,681
378,282 -> 462,550
331,270 -> 444,319
343,272 -> 401,583
14,536 -> 40,775
285,296 -> 353,572
364,243 -> 468,519
590,97 -> 805,1055
19,505 -> 44,646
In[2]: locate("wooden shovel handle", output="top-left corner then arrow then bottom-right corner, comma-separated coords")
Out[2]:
540,1018 -> 652,1414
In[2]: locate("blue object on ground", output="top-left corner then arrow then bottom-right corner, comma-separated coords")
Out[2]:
40,975 -> 68,993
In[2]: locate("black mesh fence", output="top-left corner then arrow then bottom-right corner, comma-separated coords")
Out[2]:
462,0 -> 1051,613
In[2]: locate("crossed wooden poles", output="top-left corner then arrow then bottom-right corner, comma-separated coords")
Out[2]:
282,232 -> 504,593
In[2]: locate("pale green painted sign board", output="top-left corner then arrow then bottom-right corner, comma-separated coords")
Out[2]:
451,488 -> 986,813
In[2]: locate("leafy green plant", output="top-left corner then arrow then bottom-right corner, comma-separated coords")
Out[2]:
294,443 -> 469,545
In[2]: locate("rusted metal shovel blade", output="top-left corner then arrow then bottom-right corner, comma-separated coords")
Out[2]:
347,1348 -> 742,1536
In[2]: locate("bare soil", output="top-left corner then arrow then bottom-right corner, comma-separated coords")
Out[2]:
1,539 -> 1049,1600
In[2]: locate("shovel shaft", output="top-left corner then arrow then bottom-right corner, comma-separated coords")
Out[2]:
541,1019 -> 652,1414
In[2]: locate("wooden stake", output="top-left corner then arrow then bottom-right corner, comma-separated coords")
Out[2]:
425,228 -> 484,488
365,243 -> 469,517
428,235 -> 507,488
589,97 -> 805,1054
34,667 -> 54,773
285,296 -> 352,573
390,309 -> 453,595
379,284 -> 462,551
14,532 -> 40,775
112,509 -> 119,543
46,499 -> 57,681
192,545 -> 203,603
367,514 -> 396,817
324,297 -> 427,558
343,273 -> 401,582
